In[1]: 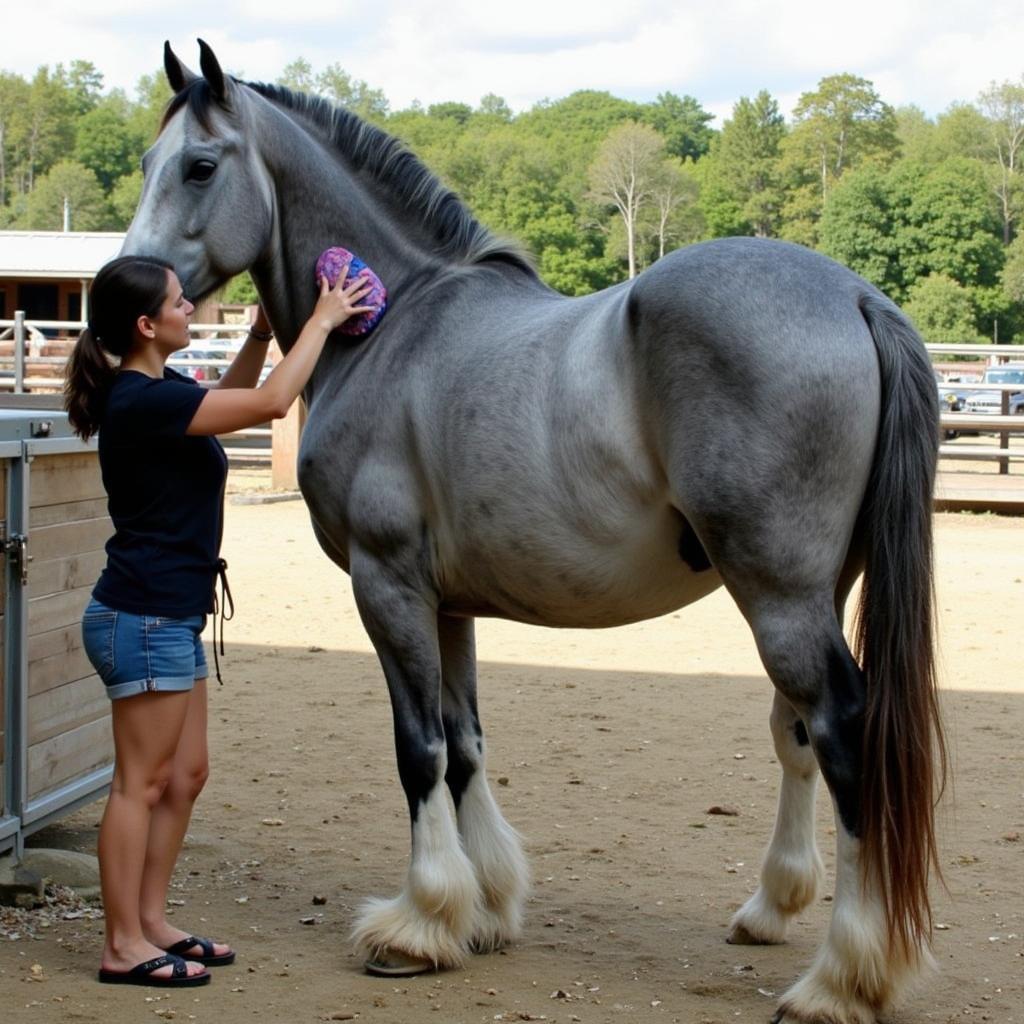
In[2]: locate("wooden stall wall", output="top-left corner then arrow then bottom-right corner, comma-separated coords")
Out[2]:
25,451 -> 112,803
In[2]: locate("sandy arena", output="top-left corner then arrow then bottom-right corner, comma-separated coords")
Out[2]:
1,487 -> 1021,1024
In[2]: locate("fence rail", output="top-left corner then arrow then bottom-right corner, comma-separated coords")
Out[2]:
2,315 -> 1022,476
0,317 -> 275,458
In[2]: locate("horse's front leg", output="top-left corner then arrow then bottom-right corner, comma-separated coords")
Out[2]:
348,548 -> 480,971
438,614 -> 529,951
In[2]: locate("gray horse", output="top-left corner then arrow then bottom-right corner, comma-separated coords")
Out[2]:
123,40 -> 946,1024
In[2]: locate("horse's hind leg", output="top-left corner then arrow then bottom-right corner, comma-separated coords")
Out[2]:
727,690 -> 824,945
348,550 -> 479,970
439,614 -> 529,950
744,601 -> 921,1024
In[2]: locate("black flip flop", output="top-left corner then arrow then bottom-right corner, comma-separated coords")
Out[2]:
164,935 -> 236,967
98,953 -> 210,987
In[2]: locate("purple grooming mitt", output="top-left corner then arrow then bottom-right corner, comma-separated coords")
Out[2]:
315,247 -> 388,336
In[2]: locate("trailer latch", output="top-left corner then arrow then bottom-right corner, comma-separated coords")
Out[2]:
3,533 -> 30,586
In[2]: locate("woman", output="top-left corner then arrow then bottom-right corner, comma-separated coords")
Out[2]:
64,255 -> 373,987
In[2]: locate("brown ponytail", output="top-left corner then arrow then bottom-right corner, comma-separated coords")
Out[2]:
64,327 -> 117,440
63,255 -> 174,440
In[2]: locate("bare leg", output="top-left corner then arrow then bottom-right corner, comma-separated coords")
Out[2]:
728,690 -> 823,944
138,680 -> 231,959
99,692 -> 206,978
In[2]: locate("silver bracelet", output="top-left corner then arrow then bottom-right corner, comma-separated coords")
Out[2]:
248,326 -> 273,342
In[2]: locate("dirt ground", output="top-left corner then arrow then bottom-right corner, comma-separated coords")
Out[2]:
1,485 -> 1022,1024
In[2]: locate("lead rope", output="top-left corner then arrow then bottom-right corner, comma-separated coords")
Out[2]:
211,558 -> 235,685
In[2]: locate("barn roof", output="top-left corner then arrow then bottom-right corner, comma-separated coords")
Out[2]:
0,231 -> 125,280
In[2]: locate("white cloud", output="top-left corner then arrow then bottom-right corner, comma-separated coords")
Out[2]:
3,0 -> 1023,121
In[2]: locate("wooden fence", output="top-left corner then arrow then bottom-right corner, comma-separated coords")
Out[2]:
2,319 -> 1022,489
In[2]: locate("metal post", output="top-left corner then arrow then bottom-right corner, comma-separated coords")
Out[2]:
4,449 -> 29,861
13,310 -> 25,394
999,389 -> 1010,476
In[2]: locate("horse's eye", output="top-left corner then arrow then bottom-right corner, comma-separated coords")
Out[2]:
186,159 -> 217,183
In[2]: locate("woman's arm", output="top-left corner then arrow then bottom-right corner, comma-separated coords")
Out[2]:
214,305 -> 274,391
186,271 -> 373,437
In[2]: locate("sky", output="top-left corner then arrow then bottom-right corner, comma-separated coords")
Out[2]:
4,0 -> 1024,126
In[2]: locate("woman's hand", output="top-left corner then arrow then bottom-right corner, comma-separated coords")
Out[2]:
311,265 -> 376,333
187,263 -> 375,437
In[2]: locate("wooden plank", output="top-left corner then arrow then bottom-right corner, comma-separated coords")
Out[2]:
31,497 -> 108,528
272,396 -> 306,488
29,453 -> 105,507
28,585 -> 92,637
942,413 -> 1024,431
29,645 -> 94,698
29,517 -> 111,564
938,445 -> 1024,460
28,675 -> 108,746
29,549 -> 107,601
27,716 -> 113,800
28,623 -> 83,665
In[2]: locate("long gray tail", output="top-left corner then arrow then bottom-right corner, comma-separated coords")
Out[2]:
853,292 -> 946,959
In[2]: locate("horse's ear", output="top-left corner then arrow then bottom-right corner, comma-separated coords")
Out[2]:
164,41 -> 198,94
197,38 -> 231,102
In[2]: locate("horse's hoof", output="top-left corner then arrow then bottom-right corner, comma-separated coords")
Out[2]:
363,949 -> 437,977
726,922 -> 780,946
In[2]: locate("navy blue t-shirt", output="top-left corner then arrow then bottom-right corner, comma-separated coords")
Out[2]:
92,368 -> 228,617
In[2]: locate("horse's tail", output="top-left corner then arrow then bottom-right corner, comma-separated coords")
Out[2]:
854,292 -> 947,961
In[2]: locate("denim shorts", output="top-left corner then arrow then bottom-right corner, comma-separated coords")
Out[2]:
81,598 -> 208,700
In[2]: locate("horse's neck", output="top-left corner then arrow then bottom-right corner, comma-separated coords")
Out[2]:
252,119 -> 444,349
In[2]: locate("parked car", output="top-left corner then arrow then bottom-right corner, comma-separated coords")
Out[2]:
936,372 -> 970,439
962,364 -> 1024,416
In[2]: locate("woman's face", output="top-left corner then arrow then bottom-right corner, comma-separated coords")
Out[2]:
149,270 -> 195,352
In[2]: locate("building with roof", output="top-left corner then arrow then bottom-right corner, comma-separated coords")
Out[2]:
0,231 -> 125,326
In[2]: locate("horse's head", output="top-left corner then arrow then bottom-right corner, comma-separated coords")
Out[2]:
122,41 -> 275,301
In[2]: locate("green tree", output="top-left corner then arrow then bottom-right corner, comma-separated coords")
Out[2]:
427,101 -> 474,124
277,57 -> 316,94
127,70 -> 173,148
780,74 -> 899,245
17,159 -> 111,231
819,163 -> 899,296
899,157 -> 1003,292
108,169 -> 143,228
316,63 -> 389,122
1002,232 -> 1024,303
642,158 -> 701,260
63,59 -> 103,115
894,105 -> 934,164
12,66 -> 77,193
477,94 -> 513,122
977,78 -> 1024,245
933,103 -> 990,162
904,273 -> 984,343
75,97 -> 144,192
223,273 -> 259,304
642,92 -> 715,161
699,90 -> 786,238
0,71 -> 30,205
588,121 -> 666,278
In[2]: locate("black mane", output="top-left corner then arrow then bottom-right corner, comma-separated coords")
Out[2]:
163,79 -> 535,274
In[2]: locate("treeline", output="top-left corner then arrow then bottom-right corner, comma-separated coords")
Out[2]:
2,57 -> 1023,342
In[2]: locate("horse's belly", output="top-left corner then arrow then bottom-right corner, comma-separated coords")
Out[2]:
439,510 -> 723,628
